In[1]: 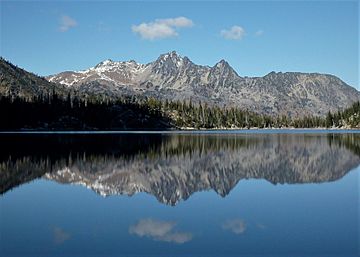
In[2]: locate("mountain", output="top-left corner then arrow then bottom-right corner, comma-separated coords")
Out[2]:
0,57 -> 173,130
2,133 -> 359,205
0,57 -> 66,100
47,51 -> 360,117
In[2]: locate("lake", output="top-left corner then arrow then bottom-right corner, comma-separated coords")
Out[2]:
0,131 -> 359,257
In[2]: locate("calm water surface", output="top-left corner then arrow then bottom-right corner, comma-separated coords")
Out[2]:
0,131 -> 359,257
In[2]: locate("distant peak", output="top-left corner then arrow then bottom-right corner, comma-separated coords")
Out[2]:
211,59 -> 240,77
102,59 -> 113,64
152,51 -> 188,70
157,51 -> 183,61
95,59 -> 114,68
214,59 -> 230,67
168,50 -> 179,56
213,59 -> 233,71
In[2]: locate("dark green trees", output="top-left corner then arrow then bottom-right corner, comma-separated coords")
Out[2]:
1,90 -> 359,130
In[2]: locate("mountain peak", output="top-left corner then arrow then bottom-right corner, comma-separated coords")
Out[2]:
95,59 -> 114,68
157,51 -> 182,62
212,59 -> 239,77
214,59 -> 230,68
153,51 -> 186,72
167,50 -> 179,57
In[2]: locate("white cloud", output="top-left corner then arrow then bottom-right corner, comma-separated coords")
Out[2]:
220,26 -> 245,40
222,219 -> 246,234
129,218 -> 193,244
132,17 -> 193,40
157,17 -> 194,27
53,226 -> 71,244
255,30 -> 264,36
59,15 -> 77,32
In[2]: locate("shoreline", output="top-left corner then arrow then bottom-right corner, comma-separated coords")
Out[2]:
0,128 -> 359,134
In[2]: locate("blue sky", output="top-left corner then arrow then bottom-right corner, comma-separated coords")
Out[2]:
1,1 -> 358,89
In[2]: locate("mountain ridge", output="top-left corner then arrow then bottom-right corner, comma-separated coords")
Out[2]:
47,51 -> 360,117
1,55 -> 360,120
49,51 -> 356,86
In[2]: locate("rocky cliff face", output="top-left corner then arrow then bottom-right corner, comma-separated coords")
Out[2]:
47,51 -> 360,117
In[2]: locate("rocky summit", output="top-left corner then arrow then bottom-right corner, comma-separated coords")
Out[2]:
47,51 -> 360,117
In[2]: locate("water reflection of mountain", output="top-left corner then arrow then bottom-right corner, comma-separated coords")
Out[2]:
1,133 -> 359,205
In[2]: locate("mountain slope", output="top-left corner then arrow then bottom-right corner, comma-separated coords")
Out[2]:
47,51 -> 360,117
0,58 -> 173,130
0,57 -> 67,100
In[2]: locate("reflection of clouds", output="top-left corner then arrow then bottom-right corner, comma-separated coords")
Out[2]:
158,232 -> 193,243
130,219 -> 173,237
129,218 -> 192,244
222,219 -> 246,234
53,226 -> 71,244
256,223 -> 266,229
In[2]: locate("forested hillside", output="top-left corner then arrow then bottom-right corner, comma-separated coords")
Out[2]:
1,92 -> 359,130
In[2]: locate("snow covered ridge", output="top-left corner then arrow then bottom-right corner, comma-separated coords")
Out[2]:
46,51 -> 360,117
47,58 -> 149,86
91,59 -> 147,73
46,51 -> 214,87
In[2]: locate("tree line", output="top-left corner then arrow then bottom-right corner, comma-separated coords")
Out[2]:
0,90 -> 359,130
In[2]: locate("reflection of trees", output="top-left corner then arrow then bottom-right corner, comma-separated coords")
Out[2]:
143,135 -> 259,160
0,133 -> 165,193
328,133 -> 360,157
1,133 -> 360,201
